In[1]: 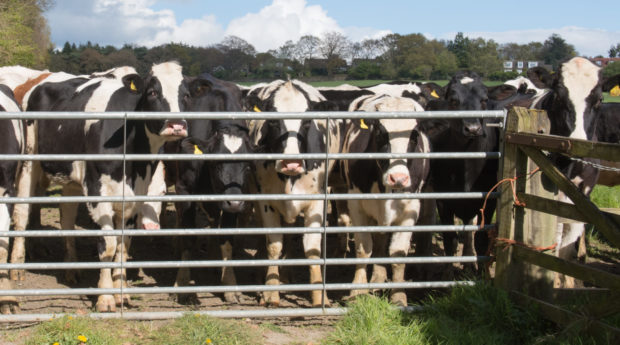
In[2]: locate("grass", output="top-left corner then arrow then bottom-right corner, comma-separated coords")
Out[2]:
323,282 -> 603,345
20,314 -> 261,345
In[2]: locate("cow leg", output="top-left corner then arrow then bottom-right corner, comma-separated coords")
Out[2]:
304,201 -> 329,307
220,238 -> 239,303
172,204 -> 199,305
348,200 -> 373,299
261,204 -> 282,307
139,161 -> 165,230
10,159 -> 41,281
1,199 -> 18,314
461,217 -> 476,274
369,233 -> 388,293
113,234 -> 131,307
60,184 -> 82,284
96,232 -> 117,312
389,230 -> 413,307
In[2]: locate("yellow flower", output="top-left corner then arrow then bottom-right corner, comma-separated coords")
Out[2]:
77,334 -> 88,342
67,316 -> 73,320
205,338 -> 212,344
53,342 -> 59,345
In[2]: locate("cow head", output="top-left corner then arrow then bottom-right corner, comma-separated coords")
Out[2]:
349,95 -> 428,190
527,57 -> 604,140
181,120 -> 252,213
443,71 -> 489,137
247,80 -> 337,176
139,61 -> 189,140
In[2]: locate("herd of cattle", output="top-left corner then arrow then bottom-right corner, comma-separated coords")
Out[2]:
0,57 -> 618,314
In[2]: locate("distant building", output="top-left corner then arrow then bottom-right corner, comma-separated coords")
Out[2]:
589,57 -> 620,67
503,60 -> 546,73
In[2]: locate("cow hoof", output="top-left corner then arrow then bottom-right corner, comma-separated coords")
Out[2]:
390,292 -> 407,307
9,270 -> 25,281
0,298 -> 19,315
172,293 -> 200,305
262,291 -> 280,307
311,291 -> 331,307
114,294 -> 131,307
96,295 -> 117,312
224,292 -> 239,304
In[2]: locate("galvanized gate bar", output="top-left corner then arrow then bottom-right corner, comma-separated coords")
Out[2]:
0,256 -> 490,270
0,281 -> 475,296
0,152 -> 501,161
0,225 -> 494,237
0,110 -> 506,120
2,192 -> 499,203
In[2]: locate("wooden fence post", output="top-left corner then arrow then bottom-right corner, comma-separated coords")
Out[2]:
495,107 -> 557,300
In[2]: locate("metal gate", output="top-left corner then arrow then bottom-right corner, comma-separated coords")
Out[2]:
0,109 -> 505,322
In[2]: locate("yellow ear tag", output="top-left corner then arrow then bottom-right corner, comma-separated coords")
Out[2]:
193,145 -> 203,154
431,90 -> 439,98
253,105 -> 261,112
360,119 -> 369,129
130,81 -> 137,91
611,85 -> 620,97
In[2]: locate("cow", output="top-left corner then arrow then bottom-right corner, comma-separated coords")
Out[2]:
14,62 -> 192,312
362,81 -> 443,108
594,102 -> 620,186
342,94 -> 431,306
163,73 -> 252,304
244,79 -> 339,307
424,71 -> 500,273
0,85 -> 23,314
526,57 -> 612,286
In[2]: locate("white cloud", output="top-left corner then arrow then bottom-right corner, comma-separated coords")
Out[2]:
223,0 -> 343,52
434,26 -> 618,57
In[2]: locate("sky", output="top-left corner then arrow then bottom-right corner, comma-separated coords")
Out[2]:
45,0 -> 620,57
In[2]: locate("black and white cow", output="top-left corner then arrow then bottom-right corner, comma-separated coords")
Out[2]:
245,79 -> 339,307
15,62 -> 192,312
343,94 -> 431,306
526,57 -> 611,284
163,73 -> 252,304
425,71 -> 500,271
362,81 -> 444,108
0,85 -> 23,315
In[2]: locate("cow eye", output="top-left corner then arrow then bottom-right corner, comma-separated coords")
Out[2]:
148,90 -> 158,98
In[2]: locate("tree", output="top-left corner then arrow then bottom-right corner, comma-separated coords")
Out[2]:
541,34 -> 576,70
447,32 -> 472,69
295,35 -> 321,63
0,0 -> 53,67
319,31 -> 350,76
609,43 -> 620,58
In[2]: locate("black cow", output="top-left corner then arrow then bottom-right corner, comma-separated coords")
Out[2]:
163,73 -> 252,304
16,62 -> 194,312
342,94 -> 432,306
0,85 -> 23,315
594,102 -> 620,186
425,71 -> 500,272
245,79 -> 339,307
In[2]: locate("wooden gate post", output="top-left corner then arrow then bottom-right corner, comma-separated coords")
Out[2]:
495,107 -> 557,300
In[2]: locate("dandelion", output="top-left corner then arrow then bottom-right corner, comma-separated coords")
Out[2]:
68,316 -> 73,320
77,334 -> 88,343
205,338 -> 212,344
52,342 -> 59,345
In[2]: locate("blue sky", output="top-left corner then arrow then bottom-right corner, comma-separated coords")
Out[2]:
46,0 -> 620,57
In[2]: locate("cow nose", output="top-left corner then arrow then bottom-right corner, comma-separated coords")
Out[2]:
162,120 -> 188,137
278,159 -> 305,176
463,122 -> 482,136
387,173 -> 410,188
223,200 -> 245,213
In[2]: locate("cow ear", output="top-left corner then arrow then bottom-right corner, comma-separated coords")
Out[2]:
527,67 -> 554,88
421,82 -> 444,99
244,94 -> 265,112
487,84 -> 517,100
602,74 -> 620,93
189,78 -> 213,97
417,118 -> 450,142
354,118 -> 377,130
181,137 -> 209,155
122,74 -> 143,94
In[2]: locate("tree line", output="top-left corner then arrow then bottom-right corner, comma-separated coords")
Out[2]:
1,1 -> 619,81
